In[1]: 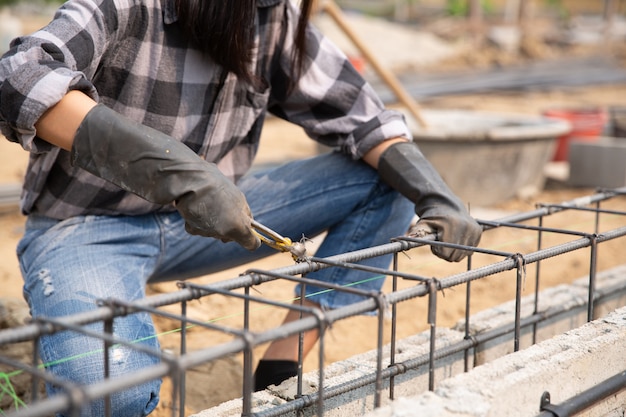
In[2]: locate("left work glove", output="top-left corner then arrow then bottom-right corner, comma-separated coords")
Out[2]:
378,141 -> 482,262
70,104 -> 260,250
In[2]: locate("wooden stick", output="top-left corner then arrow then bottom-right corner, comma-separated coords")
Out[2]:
320,0 -> 429,128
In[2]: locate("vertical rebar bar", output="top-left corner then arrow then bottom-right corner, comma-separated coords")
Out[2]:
168,363 -> 180,417
427,280 -> 437,391
30,335 -> 40,404
595,201 -> 601,234
103,318 -> 113,417
513,254 -> 525,352
374,293 -> 386,408
241,331 -> 254,417
296,282 -> 307,417
532,215 -> 544,345
179,299 -> 187,417
587,236 -> 599,322
389,252 -> 399,400
242,286 -> 254,417
464,254 -> 472,372
317,323 -> 325,417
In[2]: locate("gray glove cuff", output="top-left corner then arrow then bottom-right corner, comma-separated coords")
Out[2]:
71,104 -> 217,205
378,141 -> 466,215
378,141 -> 482,262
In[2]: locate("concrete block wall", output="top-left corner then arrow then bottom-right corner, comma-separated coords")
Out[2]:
365,306 -> 626,417
194,329 -> 472,417
193,265 -> 626,416
460,264 -> 626,365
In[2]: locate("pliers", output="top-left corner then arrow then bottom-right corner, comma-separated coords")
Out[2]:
251,220 -> 307,261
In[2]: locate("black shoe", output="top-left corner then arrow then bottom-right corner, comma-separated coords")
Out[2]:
253,359 -> 299,391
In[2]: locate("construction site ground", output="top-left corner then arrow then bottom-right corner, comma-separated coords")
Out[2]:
1,3 -> 626,415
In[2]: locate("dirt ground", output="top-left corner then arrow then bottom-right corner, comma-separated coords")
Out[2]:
1,4 -> 626,416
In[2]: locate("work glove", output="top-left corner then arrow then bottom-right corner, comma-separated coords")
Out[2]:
71,104 -> 260,251
378,141 -> 482,262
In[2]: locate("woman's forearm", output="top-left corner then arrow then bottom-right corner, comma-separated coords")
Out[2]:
34,90 -> 97,151
362,137 -> 408,169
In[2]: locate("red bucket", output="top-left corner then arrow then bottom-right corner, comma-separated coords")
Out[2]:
542,107 -> 607,161
348,54 -> 366,74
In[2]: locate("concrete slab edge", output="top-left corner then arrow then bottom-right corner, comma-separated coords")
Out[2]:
364,306 -> 626,417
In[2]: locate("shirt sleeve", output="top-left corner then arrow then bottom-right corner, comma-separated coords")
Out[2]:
0,0 -> 121,153
267,1 -> 412,160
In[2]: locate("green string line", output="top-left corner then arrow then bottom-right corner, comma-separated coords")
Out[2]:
1,214 -> 621,412
0,372 -> 27,412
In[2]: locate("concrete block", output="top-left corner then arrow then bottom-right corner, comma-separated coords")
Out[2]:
568,137 -> 626,188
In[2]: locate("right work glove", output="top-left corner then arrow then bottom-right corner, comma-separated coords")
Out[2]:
378,141 -> 482,262
70,104 -> 260,251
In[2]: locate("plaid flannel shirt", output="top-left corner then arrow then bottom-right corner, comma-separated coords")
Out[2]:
0,0 -> 411,219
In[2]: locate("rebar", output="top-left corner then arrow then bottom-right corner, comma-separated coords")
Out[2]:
0,187 -> 625,417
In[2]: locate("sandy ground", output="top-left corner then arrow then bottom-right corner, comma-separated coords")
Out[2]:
1,3 -> 626,415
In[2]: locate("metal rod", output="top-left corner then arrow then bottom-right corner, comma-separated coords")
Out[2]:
103,318 -> 113,417
514,254 -> 525,352
389,253 -> 399,400
242,286 -> 253,417
179,299 -> 187,417
320,0 -> 429,128
374,293 -> 386,408
587,236 -> 599,322
463,255 -> 472,372
538,371 -> 626,417
427,280 -> 437,391
532,215 -> 544,345
317,316 -> 326,417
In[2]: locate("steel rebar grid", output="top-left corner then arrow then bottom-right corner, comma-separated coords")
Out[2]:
0,187 -> 625,417
250,278 -> 626,417
1,187 -> 625,348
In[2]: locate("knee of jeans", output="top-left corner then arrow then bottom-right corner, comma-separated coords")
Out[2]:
49,377 -> 161,417
109,379 -> 161,417
40,320 -> 162,416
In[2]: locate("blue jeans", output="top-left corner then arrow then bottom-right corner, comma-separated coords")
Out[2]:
17,152 -> 414,416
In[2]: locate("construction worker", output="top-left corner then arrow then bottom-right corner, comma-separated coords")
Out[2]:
0,0 -> 481,415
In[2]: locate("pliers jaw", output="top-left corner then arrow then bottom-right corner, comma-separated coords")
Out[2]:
251,220 -> 307,261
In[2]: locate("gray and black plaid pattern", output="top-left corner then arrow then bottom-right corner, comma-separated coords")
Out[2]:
0,0 -> 411,219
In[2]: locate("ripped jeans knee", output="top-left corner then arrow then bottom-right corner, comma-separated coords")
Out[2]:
18,214 -> 163,416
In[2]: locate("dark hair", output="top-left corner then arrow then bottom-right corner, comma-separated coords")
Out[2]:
175,0 -> 313,86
